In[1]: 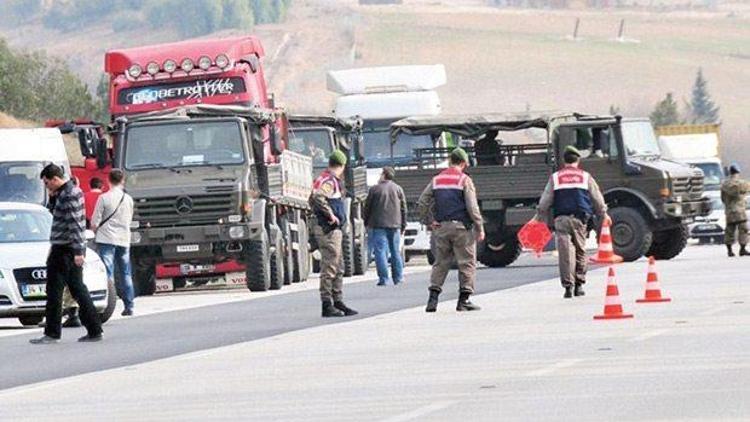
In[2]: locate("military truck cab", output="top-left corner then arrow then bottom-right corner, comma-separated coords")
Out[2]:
390,113 -> 710,265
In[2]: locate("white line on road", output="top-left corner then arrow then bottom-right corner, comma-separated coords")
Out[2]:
628,328 -> 670,342
378,401 -> 457,422
525,358 -> 583,377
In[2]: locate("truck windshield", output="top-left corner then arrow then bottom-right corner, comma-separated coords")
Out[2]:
125,121 -> 244,170
362,129 -> 433,167
621,121 -> 661,157
288,129 -> 332,166
0,209 -> 51,243
0,162 -> 46,205
692,162 -> 723,190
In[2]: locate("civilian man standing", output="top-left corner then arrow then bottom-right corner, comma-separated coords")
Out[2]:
364,167 -> 407,286
536,146 -> 607,299
92,169 -> 135,315
31,164 -> 103,344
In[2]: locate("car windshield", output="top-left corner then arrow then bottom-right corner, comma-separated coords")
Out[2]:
0,209 -> 51,243
362,129 -> 433,167
621,121 -> 661,157
125,120 -> 245,169
289,128 -> 332,166
0,162 -> 46,205
693,162 -> 724,189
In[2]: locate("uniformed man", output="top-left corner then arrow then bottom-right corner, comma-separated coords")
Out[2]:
536,145 -> 607,298
417,147 -> 484,312
720,163 -> 750,257
310,150 -> 358,317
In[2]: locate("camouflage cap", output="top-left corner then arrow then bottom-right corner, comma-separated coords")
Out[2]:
564,145 -> 582,157
329,149 -> 348,166
450,147 -> 469,163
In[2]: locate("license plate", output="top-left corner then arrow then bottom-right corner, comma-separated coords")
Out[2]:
225,272 -> 247,286
697,224 -> 717,231
176,244 -> 200,253
155,278 -> 174,293
180,264 -> 215,275
22,284 -> 46,298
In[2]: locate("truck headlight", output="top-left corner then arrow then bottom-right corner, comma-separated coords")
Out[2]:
131,232 -> 142,244
229,226 -> 246,239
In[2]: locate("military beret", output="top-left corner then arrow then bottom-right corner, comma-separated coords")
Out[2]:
729,163 -> 741,174
329,150 -> 348,166
564,145 -> 582,157
450,147 -> 469,163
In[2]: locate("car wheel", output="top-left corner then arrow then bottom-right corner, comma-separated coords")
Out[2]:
18,316 -> 43,326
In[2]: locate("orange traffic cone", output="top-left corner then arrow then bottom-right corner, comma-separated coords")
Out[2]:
590,217 -> 623,264
636,256 -> 671,303
594,267 -> 634,320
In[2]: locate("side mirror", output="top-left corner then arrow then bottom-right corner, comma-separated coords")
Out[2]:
356,135 -> 365,161
96,136 -> 108,169
78,130 -> 97,158
270,127 -> 283,156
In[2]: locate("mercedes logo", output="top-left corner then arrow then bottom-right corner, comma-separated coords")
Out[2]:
31,269 -> 47,280
175,196 -> 194,214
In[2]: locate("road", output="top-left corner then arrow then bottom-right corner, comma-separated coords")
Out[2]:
1,245 -> 749,421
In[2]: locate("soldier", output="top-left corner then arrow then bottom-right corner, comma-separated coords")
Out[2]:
720,163 -> 750,257
417,148 -> 484,312
310,150 -> 359,317
536,145 -> 607,299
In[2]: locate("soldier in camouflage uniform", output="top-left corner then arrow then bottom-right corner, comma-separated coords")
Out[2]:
721,164 -> 750,257
310,150 -> 358,317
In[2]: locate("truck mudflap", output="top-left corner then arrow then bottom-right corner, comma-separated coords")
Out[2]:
662,197 -> 711,220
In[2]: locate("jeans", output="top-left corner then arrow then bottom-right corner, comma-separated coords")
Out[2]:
97,243 -> 135,311
371,228 -> 404,285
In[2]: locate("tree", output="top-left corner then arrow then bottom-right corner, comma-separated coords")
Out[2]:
688,68 -> 720,124
252,0 -> 274,24
222,0 -> 255,30
650,93 -> 680,127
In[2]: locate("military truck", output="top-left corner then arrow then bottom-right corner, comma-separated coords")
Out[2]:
389,112 -> 711,264
114,105 -> 312,294
288,115 -> 368,276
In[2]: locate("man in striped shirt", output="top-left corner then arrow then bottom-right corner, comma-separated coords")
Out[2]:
30,164 -> 103,344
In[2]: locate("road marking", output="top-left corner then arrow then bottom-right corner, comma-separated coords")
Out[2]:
378,401 -> 457,422
699,305 -> 730,316
629,328 -> 670,342
525,358 -> 583,377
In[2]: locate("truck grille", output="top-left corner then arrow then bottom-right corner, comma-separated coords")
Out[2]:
672,175 -> 704,201
135,193 -> 236,228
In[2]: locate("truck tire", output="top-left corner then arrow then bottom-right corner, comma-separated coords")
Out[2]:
98,277 -> 117,323
353,220 -> 368,275
18,316 -> 43,326
478,233 -> 522,268
342,224 -> 355,277
269,228 -> 285,290
647,225 -> 689,260
246,231 -> 271,292
609,207 -> 653,262
133,258 -> 156,296
293,218 -> 309,283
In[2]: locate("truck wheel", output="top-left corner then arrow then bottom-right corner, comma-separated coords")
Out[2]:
609,207 -> 652,262
293,218 -> 309,283
18,316 -> 43,326
269,228 -> 285,290
98,277 -> 117,323
342,224 -> 355,277
647,225 -> 689,260
133,258 -> 156,296
246,231 -> 271,292
353,220 -> 368,275
478,233 -> 522,268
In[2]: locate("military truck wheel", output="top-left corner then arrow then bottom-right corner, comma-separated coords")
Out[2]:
293,218 -> 309,283
133,258 -> 156,296
342,224 -> 355,277
269,228 -> 285,290
647,225 -> 689,260
353,220 -> 368,275
478,233 -> 522,268
609,207 -> 652,262
246,231 -> 271,292
98,277 -> 117,323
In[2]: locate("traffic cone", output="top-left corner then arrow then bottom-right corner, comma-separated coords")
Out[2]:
636,256 -> 671,303
590,217 -> 623,264
594,267 -> 634,320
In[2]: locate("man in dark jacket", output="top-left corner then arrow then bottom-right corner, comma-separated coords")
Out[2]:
31,164 -> 103,344
364,167 -> 407,286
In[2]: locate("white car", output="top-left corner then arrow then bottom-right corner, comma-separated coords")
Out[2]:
0,202 -> 115,326
690,191 -> 750,244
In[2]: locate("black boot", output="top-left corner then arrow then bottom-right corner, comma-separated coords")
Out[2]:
456,292 -> 481,311
727,245 -> 735,257
334,301 -> 358,316
62,308 -> 82,328
425,290 -> 440,313
322,301 -> 344,317
574,284 -> 585,297
563,286 -> 573,299
740,245 -> 749,256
